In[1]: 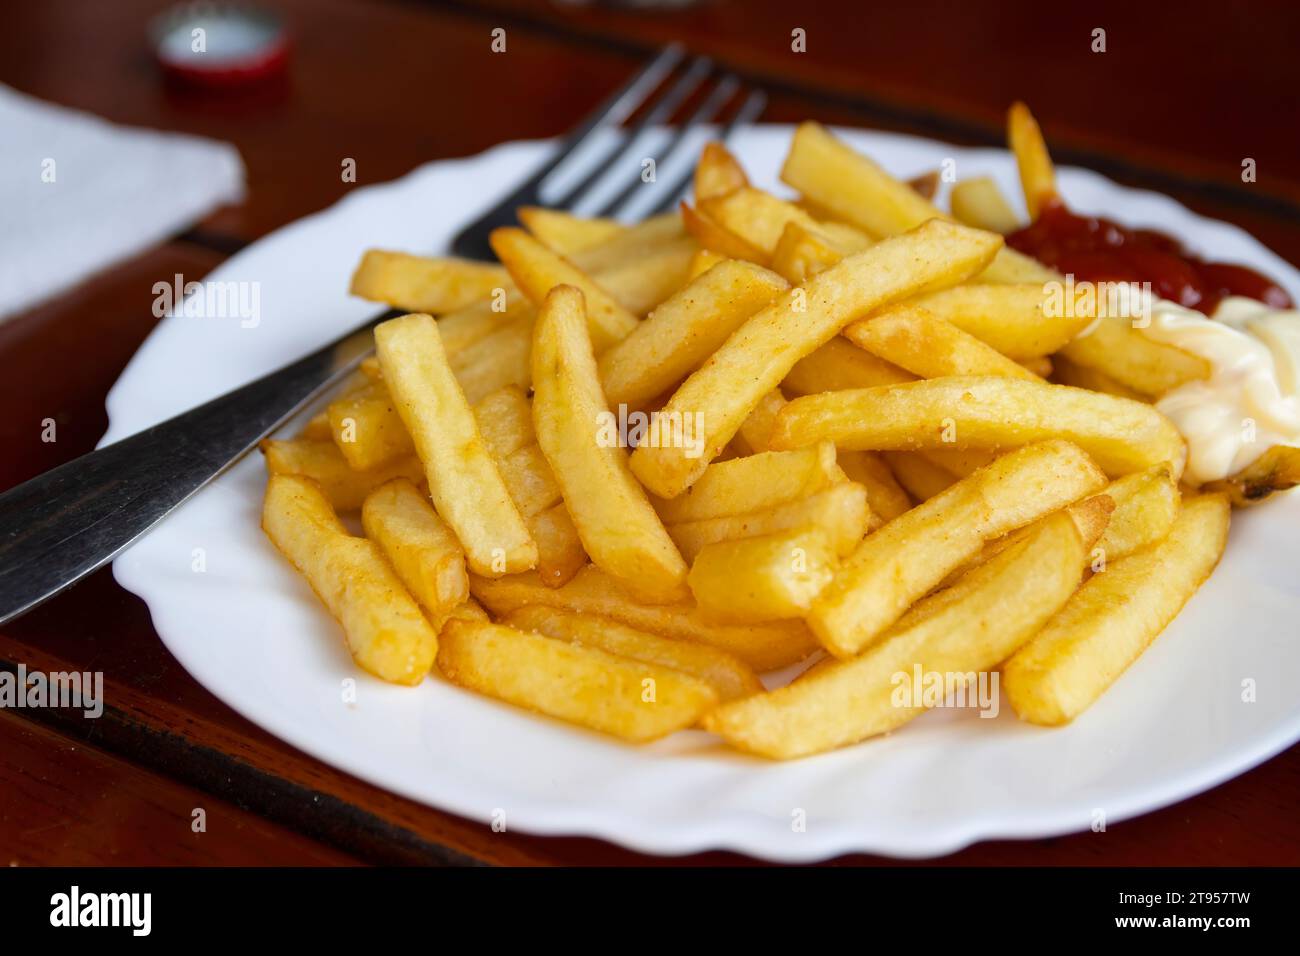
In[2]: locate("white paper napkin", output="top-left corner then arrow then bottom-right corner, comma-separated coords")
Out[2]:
0,84 -> 246,322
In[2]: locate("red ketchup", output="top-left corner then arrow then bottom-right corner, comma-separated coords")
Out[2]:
1006,198 -> 1292,315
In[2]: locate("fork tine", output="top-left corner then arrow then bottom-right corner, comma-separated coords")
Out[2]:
449,45 -> 685,259
595,73 -> 740,218
533,44 -> 685,194
647,86 -> 767,215
550,55 -> 715,211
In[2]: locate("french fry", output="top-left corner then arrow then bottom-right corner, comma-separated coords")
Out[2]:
568,212 -> 686,274
686,248 -> 727,280
527,503 -> 588,588
845,307 -> 1041,380
836,450 -> 912,524
349,250 -> 511,315
374,313 -> 536,575
653,442 -> 841,524
1003,494 -> 1230,725
882,451 -> 955,502
907,170 -> 940,201
680,202 -> 766,263
1051,354 -> 1149,401
490,227 -> 639,351
361,478 -> 469,621
585,236 -> 698,316
437,291 -> 534,357
693,141 -> 750,203
699,186 -> 844,258
598,259 -> 788,409
1060,316 -> 1209,396
471,385 -> 535,459
1019,355 -> 1054,379
629,219 -> 1004,498
327,381 -> 415,470
882,285 -> 1094,360
918,447 -> 998,477
733,388 -> 788,454
688,526 -> 838,622
667,482 -> 871,563
1095,466 -> 1180,560
470,387 -> 587,588
448,311 -> 534,402
1007,102 -> 1057,219
771,376 -> 1187,478
504,605 -> 762,702
436,620 -> 717,742
769,220 -> 863,285
782,337 -> 914,395
496,442 -> 562,518
260,438 -> 424,511
937,490 -> 1114,589
704,509 -> 1087,758
780,121 -> 1055,284
808,440 -> 1106,658
517,207 -> 625,255
950,176 -> 1021,233
263,475 -> 438,684
442,598 -> 490,627
1204,445 -> 1300,505
298,413 -> 333,441
532,285 -> 688,602
470,566 -> 819,671
305,368 -> 371,440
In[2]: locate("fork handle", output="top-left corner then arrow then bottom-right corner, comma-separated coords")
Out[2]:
0,312 -> 393,626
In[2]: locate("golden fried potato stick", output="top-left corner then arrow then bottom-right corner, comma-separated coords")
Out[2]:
489,227 -> 639,352
782,337 -> 914,396
361,479 -> 469,622
532,285 -> 688,602
693,141 -> 750,203
1003,494 -> 1230,725
1094,466 -> 1180,560
1204,445 -> 1300,506
349,251 -> 511,315
652,442 -> 841,524
771,376 -> 1187,479
688,526 -> 838,622
437,620 -> 717,742
629,219 -> 1003,499
780,121 -> 1055,284
517,207 -> 626,255
1007,102 -> 1058,219
260,438 -> 423,512
470,566 -> 818,671
836,450 -> 912,525
705,509 -> 1089,758
666,482 -> 871,564
327,381 -> 415,471
504,605 -> 762,702
808,440 -> 1106,658
262,475 -> 438,685
950,176 -> 1021,234
598,259 -> 788,409
844,306 -> 1041,381
374,313 -> 536,576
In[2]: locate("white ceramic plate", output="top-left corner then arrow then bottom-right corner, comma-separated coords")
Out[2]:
102,125 -> 1300,861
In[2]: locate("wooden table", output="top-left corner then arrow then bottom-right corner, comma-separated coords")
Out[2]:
2,0 -> 1297,866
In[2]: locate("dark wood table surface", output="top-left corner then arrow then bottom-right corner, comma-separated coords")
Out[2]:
2,0 -> 1297,866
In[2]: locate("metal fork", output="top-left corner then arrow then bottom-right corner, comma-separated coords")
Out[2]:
0,47 -> 766,625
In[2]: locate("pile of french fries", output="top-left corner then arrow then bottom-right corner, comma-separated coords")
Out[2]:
260,104 -> 1296,759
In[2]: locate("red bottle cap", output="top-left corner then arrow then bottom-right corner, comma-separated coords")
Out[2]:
150,3 -> 289,87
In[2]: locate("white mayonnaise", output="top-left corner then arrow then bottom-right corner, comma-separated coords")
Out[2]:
1138,296 -> 1300,485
